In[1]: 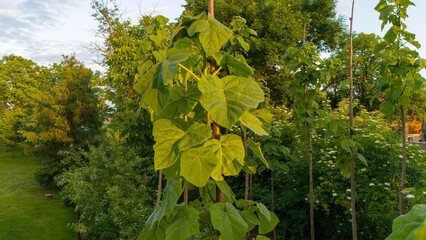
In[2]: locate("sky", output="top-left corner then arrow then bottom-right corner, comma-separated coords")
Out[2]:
0,0 -> 425,72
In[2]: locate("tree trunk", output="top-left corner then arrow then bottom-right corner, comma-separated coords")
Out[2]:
155,169 -> 162,209
249,174 -> 253,200
244,131 -> 249,201
399,106 -> 407,215
349,1 -> 358,239
271,171 -> 276,240
209,0 -> 223,204
308,123 -> 315,240
77,209 -> 82,240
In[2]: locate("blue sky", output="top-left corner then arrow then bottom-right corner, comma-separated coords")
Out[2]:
0,0 -> 425,71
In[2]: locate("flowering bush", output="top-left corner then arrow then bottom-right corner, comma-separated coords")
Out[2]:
239,100 -> 425,239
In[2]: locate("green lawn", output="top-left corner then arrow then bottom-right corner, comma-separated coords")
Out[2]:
0,150 -> 76,240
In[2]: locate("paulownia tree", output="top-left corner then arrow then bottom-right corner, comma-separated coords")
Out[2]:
134,9 -> 277,240
281,42 -> 340,240
374,0 -> 426,215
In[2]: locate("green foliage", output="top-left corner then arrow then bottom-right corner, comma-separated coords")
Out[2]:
374,0 -> 425,120
326,33 -> 385,110
0,55 -> 44,153
198,75 -> 264,129
183,0 -> 344,104
57,131 -> 154,239
134,12 -> 277,239
20,55 -> 103,186
210,202 -> 248,240
281,42 -> 336,133
91,1 -> 162,156
253,102 -> 426,239
386,204 -> 426,240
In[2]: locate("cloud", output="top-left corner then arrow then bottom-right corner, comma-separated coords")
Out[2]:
139,6 -> 171,15
0,0 -> 74,42
0,0 -> 104,70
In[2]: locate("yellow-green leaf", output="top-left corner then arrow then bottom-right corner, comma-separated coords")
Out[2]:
153,119 -> 211,170
198,75 -> 264,129
203,134 -> 245,180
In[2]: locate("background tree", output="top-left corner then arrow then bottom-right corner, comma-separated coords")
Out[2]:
183,0 -> 344,105
374,0 -> 426,215
0,55 -> 43,154
281,42 -> 339,240
90,0 -> 157,156
21,55 -> 103,185
326,33 -> 385,110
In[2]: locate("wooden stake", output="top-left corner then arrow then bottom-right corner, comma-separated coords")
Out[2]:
155,169 -> 162,209
349,1 -> 358,239
308,123 -> 315,240
399,106 -> 407,215
244,131 -> 249,201
209,0 -> 223,204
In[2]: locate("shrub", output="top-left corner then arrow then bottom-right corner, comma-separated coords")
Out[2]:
57,131 -> 155,239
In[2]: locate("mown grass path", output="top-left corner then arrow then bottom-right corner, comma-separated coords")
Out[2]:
0,151 -> 75,240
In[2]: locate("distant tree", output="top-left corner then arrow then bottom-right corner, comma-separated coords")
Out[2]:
0,55 -> 44,154
21,55 -> 103,185
90,0 -> 156,155
325,33 -> 385,110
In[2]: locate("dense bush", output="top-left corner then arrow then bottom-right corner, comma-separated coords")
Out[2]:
231,102 -> 425,239
57,131 -> 155,239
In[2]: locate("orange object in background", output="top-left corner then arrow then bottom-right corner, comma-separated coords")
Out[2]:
408,120 -> 422,134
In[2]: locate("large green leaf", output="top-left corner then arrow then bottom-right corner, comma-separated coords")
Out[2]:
386,204 -> 426,240
209,202 -> 249,240
145,177 -> 182,230
138,219 -> 169,240
212,51 -> 253,77
199,179 -> 217,202
257,208 -> 279,234
239,111 -> 267,136
135,63 -> 168,113
247,138 -> 268,168
135,48 -> 196,113
165,206 -> 200,240
180,146 -> 218,187
215,181 -> 237,203
157,85 -> 201,119
198,75 -> 264,129
187,12 -> 233,56
203,134 -> 245,180
153,119 -> 211,170
240,210 -> 260,231
239,109 -> 273,136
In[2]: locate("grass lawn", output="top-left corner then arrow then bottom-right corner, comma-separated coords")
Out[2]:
0,150 -> 76,240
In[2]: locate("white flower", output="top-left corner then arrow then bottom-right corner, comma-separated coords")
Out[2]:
347,196 -> 351,200
361,168 -> 367,172
406,194 -> 415,199
384,182 -> 390,186
384,187 -> 389,190
346,189 -> 351,192
369,183 -> 375,186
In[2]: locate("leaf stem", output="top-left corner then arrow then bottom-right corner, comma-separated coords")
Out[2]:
178,63 -> 200,81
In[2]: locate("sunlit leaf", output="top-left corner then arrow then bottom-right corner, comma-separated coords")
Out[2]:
198,75 -> 264,129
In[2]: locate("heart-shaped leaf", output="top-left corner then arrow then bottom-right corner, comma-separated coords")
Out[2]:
198,75 -> 264,129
